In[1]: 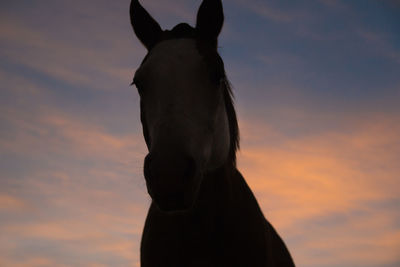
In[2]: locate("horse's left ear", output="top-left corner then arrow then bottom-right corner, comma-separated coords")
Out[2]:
196,0 -> 224,43
130,0 -> 162,50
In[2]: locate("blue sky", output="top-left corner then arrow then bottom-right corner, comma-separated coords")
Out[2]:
1,0 -> 399,266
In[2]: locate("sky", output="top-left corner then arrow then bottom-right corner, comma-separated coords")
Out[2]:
0,0 -> 399,266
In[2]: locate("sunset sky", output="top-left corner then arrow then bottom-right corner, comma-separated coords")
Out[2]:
1,0 -> 399,266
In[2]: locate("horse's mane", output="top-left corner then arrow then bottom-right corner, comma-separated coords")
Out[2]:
222,76 -> 239,167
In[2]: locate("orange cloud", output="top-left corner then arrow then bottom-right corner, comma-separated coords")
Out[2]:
0,102 -> 147,266
0,103 -> 147,166
237,112 -> 400,266
0,257 -> 70,267
0,194 -> 28,212
2,95 -> 399,267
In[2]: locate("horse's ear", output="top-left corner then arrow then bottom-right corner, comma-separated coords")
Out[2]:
196,0 -> 224,43
130,0 -> 162,50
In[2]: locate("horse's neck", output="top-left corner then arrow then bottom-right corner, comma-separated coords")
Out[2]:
147,163 -> 265,231
143,165 -> 295,267
194,164 -> 236,210
193,164 -> 264,223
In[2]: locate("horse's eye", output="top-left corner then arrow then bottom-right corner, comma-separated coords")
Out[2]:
132,78 -> 144,95
136,83 -> 144,95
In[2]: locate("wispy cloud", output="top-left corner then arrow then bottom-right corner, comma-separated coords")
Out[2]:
0,74 -> 147,266
357,30 -> 400,64
238,112 -> 400,266
233,0 -> 305,23
0,15 -> 136,91
0,194 -> 29,212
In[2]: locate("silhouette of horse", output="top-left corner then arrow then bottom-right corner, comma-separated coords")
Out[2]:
130,0 -> 295,266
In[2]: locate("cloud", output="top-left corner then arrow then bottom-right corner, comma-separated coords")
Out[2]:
1,6 -> 149,262
0,16 -> 135,91
237,111 -> 400,266
0,100 -> 146,165
137,0 -> 196,25
233,0 -> 304,23
0,194 -> 28,212
0,86 -> 147,266
357,30 -> 400,64
1,1 -> 399,266
317,0 -> 348,9
0,257 -> 70,267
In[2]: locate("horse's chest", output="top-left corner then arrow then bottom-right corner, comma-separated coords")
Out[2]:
141,209 -> 222,266
140,204 -> 269,267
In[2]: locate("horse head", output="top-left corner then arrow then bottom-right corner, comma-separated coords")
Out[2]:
130,0 -> 238,212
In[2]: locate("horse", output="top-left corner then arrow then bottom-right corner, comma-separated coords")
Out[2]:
129,0 -> 295,266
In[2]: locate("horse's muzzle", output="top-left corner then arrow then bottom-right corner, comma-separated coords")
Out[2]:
143,152 -> 196,211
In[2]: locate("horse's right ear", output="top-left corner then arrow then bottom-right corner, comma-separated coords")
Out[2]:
196,0 -> 224,44
130,0 -> 162,50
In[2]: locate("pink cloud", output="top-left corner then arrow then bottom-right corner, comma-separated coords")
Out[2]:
0,15 -> 140,91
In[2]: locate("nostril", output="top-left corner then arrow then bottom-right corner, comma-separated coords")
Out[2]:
143,154 -> 153,182
144,153 -> 196,181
